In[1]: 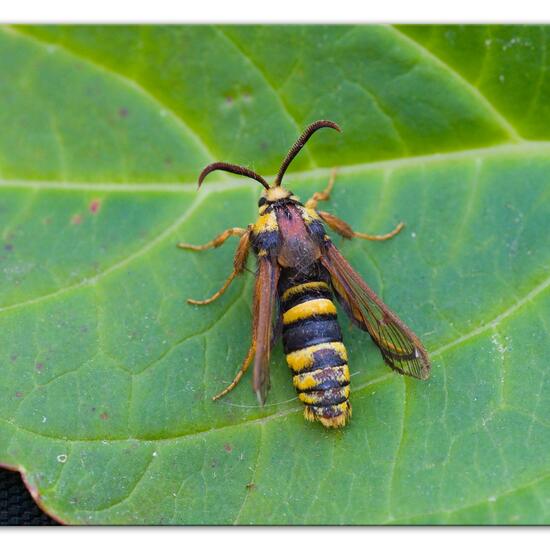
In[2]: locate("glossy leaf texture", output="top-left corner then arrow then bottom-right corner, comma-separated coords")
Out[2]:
1,25 -> 549,525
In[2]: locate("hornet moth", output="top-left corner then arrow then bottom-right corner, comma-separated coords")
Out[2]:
178,120 -> 430,428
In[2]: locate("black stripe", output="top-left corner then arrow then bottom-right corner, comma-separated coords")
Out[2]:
307,403 -> 349,418
309,347 -> 347,370
283,317 -> 342,354
292,349 -> 347,376
252,230 -> 280,253
301,377 -> 349,392
283,312 -> 337,330
277,264 -> 331,295
306,219 -> 326,242
280,287 -> 333,313
302,391 -> 349,407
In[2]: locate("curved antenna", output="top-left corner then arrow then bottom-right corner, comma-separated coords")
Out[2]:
198,162 -> 269,190
274,120 -> 341,186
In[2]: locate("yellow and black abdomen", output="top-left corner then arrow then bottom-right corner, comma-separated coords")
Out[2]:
279,266 -> 351,428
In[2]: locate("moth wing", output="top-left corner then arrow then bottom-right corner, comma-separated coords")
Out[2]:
252,256 -> 280,404
320,240 -> 430,380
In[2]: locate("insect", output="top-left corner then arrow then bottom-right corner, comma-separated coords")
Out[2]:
178,120 -> 430,428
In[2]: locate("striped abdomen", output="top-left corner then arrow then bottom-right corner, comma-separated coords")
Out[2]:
279,267 -> 351,428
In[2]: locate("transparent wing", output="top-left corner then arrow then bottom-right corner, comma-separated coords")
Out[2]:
252,256 -> 280,404
321,240 -> 430,379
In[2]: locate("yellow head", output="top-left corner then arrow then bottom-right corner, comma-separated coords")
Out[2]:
265,186 -> 292,202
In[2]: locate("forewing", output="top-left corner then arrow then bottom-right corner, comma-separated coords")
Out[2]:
321,240 -> 430,379
252,256 -> 280,404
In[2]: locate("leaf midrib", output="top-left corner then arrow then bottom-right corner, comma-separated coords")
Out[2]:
1,140 -> 550,318
1,141 -> 550,194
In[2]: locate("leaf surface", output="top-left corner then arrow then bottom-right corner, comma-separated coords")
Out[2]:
1,25 -> 549,524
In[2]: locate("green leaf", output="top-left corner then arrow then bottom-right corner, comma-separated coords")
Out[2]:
1,24 -> 549,525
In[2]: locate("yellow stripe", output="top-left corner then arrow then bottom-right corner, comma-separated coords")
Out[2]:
253,211 -> 278,234
281,281 -> 329,302
299,206 -> 321,224
286,342 -> 347,373
293,365 -> 350,391
283,298 -> 336,325
298,385 -> 350,405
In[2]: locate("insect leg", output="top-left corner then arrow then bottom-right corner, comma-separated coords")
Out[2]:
319,210 -> 404,241
212,343 -> 255,400
305,168 -> 337,209
177,227 -> 247,251
186,227 -> 251,306
187,270 -> 237,305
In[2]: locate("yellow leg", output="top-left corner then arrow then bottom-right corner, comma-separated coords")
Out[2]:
212,343 -> 255,401
182,227 -> 251,305
177,227 -> 246,251
305,168 -> 337,209
353,221 -> 405,241
319,210 -> 404,242
187,270 -> 237,306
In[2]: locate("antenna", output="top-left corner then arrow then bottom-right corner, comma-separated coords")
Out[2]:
198,162 -> 270,190
274,120 -> 341,186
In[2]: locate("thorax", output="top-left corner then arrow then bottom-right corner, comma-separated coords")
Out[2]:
251,201 -> 326,269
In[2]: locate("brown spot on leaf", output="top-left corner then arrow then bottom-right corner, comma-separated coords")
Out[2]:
36,363 -> 44,372
100,411 -> 109,420
223,443 -> 232,453
246,482 -> 256,490
71,214 -> 82,225
15,391 -> 23,398
10,355 -> 17,362
4,243 -> 13,252
89,199 -> 101,214
118,107 -> 129,118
